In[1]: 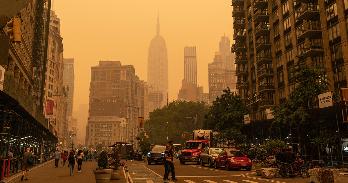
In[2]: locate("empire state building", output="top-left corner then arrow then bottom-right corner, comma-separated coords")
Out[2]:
147,15 -> 168,111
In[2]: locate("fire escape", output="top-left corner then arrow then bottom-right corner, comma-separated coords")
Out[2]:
253,0 -> 275,113
232,0 -> 248,99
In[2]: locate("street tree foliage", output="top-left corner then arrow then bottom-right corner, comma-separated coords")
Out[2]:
205,88 -> 248,144
272,67 -> 337,153
144,101 -> 209,145
136,131 -> 151,154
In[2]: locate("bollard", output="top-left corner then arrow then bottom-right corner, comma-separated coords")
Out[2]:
6,159 -> 10,177
1,159 -> 6,180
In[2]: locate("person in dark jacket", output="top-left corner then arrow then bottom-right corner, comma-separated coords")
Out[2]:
163,141 -> 177,181
68,150 -> 76,176
21,147 -> 33,181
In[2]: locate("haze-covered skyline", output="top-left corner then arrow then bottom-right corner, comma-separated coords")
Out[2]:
53,0 -> 233,132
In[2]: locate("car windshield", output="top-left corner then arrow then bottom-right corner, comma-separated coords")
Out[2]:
151,145 -> 166,153
209,148 -> 223,155
185,142 -> 202,149
226,150 -> 244,157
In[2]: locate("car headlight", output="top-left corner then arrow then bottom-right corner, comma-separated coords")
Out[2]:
161,153 -> 165,157
192,152 -> 199,156
147,152 -> 151,157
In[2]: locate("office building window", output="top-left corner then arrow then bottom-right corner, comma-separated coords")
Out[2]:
282,1 -> 290,15
326,3 -> 338,21
328,23 -> 340,41
283,17 -> 291,31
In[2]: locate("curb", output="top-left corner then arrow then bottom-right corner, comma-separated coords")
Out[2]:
1,159 -> 54,183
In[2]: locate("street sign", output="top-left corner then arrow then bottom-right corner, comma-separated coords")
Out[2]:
244,114 -> 251,124
318,92 -> 333,108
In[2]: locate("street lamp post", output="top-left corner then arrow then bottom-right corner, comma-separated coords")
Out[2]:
166,121 -> 169,141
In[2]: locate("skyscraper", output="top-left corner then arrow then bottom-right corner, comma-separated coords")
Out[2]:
178,46 -> 199,101
147,14 -> 168,111
232,0 -> 348,121
208,36 -> 236,102
184,46 -> 197,86
86,61 -> 147,147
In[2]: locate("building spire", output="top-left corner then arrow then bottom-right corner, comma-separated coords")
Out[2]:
157,11 -> 160,35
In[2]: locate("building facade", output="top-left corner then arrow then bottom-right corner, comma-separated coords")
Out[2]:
86,61 -> 147,147
232,0 -> 348,120
147,15 -> 168,111
178,46 -> 200,101
63,58 -> 76,139
43,10 -> 67,143
208,36 -> 236,103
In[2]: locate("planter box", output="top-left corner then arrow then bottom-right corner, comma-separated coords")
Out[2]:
111,169 -> 121,180
94,169 -> 112,183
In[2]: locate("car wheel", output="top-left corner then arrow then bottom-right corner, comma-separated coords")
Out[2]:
200,159 -> 204,166
214,161 -> 218,169
225,164 -> 230,171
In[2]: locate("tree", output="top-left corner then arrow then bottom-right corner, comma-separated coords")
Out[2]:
205,88 -> 248,145
272,67 -> 332,156
144,101 -> 209,145
136,131 -> 151,154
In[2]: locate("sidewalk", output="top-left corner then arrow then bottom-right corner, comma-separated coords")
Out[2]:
3,160 -> 126,183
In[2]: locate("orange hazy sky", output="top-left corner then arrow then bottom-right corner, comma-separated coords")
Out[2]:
53,0 -> 233,140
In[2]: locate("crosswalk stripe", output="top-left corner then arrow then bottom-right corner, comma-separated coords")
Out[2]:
146,180 -> 154,183
203,180 -> 218,183
242,180 -> 258,183
184,180 -> 196,183
223,180 -> 239,183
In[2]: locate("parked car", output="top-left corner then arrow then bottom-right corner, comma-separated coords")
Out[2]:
179,140 -> 209,164
199,147 -> 224,167
146,145 -> 166,165
214,148 -> 252,171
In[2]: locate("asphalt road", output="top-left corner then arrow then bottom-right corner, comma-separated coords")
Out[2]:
126,160 -> 308,183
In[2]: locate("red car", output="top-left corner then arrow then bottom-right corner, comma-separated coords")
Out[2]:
214,149 -> 252,171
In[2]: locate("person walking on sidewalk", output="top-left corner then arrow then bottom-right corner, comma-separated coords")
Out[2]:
68,150 -> 76,176
76,150 -> 84,173
54,149 -> 61,168
21,147 -> 33,181
61,151 -> 68,167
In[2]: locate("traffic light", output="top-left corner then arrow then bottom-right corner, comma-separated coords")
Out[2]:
4,17 -> 21,43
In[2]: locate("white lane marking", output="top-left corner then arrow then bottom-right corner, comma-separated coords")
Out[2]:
242,180 -> 258,183
223,180 -> 239,183
231,174 -> 242,177
142,165 -> 163,178
184,180 -> 196,183
176,176 -> 228,178
146,180 -> 154,183
203,180 -> 218,183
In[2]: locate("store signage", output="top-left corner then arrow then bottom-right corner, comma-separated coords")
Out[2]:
265,108 -> 274,119
244,114 -> 251,124
0,65 -> 5,91
318,92 -> 333,108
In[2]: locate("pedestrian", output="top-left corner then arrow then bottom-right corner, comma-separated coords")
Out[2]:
54,149 -> 61,168
68,150 -> 76,176
163,141 -> 177,182
76,150 -> 84,173
21,147 -> 33,181
61,151 -> 68,167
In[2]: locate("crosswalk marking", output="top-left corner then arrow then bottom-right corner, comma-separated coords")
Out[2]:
223,180 -> 239,183
242,180 -> 259,183
146,180 -> 154,183
203,180 -> 218,183
184,180 -> 196,183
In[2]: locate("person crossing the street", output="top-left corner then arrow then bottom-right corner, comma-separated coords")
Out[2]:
163,141 -> 177,182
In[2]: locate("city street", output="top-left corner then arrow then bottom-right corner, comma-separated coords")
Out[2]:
126,160 -> 306,183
